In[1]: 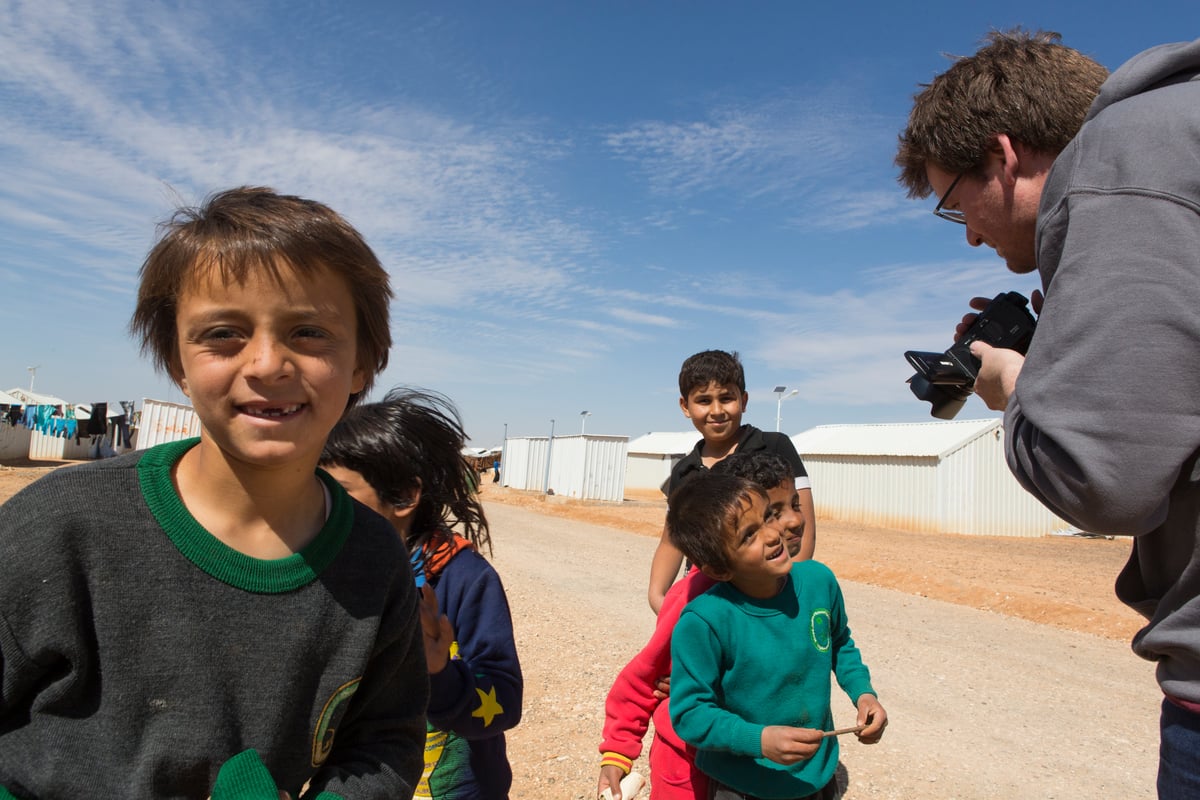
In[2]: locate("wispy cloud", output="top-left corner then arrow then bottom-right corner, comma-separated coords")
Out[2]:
735,258 -> 1041,413
0,1 -> 620,384
793,188 -> 924,232
606,307 -> 680,328
603,90 -> 892,205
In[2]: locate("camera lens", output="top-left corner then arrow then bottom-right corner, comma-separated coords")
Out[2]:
907,373 -> 972,420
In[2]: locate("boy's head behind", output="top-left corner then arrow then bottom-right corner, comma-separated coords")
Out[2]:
320,387 -> 492,555
713,451 -> 804,559
130,186 -> 393,406
677,350 -> 748,446
678,350 -> 745,398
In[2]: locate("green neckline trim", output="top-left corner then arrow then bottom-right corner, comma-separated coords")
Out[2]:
138,438 -> 351,593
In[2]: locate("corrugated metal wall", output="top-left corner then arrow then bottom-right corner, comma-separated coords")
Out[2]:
548,435 -> 628,501
0,424 -> 32,460
134,398 -> 201,449
805,455 -> 940,532
625,453 -> 673,491
803,428 -> 1071,537
501,437 -> 550,491
938,432 -> 1071,537
28,429 -> 93,460
499,435 -> 628,502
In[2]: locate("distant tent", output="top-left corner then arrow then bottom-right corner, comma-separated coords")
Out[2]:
461,446 -> 503,475
4,388 -> 68,406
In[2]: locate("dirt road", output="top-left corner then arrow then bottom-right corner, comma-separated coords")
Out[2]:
487,501 -> 1161,800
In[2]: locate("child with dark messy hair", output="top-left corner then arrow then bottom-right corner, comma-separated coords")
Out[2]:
322,387 -> 523,800
668,472 -> 887,800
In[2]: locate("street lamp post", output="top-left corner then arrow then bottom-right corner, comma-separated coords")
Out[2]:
499,423 -> 508,486
27,365 -> 40,393
774,385 -> 800,432
544,418 -> 556,493
580,410 -> 592,434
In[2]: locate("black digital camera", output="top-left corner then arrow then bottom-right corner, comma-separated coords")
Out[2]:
905,291 -> 1037,420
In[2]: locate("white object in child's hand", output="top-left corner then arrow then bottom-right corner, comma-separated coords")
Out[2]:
600,771 -> 646,800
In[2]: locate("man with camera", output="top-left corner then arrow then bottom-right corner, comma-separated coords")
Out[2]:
896,29 -> 1200,797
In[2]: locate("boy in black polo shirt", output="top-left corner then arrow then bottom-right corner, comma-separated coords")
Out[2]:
647,350 -> 815,613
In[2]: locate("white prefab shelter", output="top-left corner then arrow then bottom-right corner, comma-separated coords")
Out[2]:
133,398 -> 202,449
791,419 -> 1073,538
0,389 -> 32,460
0,421 -> 31,460
624,431 -> 702,491
501,434 -> 629,502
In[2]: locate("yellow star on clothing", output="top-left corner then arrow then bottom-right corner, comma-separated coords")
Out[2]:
472,686 -> 504,727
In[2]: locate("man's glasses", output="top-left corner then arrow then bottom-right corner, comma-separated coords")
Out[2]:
933,173 -> 967,224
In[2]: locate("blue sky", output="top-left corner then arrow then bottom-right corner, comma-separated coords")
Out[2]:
2,2 -> 1196,445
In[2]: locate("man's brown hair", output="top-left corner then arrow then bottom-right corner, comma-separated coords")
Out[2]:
130,186 -> 393,405
896,28 -> 1108,198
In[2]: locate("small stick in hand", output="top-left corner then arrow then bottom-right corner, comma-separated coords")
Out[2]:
822,724 -> 867,738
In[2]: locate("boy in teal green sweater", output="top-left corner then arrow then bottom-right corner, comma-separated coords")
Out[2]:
667,473 -> 887,800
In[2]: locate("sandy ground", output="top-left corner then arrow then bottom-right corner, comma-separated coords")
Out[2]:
482,483 -> 1146,643
0,463 -> 1161,798
478,489 -> 1160,800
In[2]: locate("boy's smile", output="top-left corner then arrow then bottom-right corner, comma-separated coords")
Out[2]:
680,381 -> 747,449
172,261 -> 365,473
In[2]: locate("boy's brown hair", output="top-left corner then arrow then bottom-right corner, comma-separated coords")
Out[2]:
667,473 -> 765,575
895,28 -> 1108,198
678,350 -> 746,398
130,186 -> 393,405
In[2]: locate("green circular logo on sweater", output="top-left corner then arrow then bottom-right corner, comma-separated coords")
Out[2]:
312,678 -> 361,765
810,608 -> 832,652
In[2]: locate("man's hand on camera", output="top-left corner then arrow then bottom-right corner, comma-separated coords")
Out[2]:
969,341 -> 1024,410
956,291 -> 1043,340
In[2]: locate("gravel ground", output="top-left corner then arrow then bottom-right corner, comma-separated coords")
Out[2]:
486,500 -> 1162,800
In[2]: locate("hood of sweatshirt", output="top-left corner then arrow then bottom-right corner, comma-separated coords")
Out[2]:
1036,38 -> 1200,288
1087,38 -> 1200,122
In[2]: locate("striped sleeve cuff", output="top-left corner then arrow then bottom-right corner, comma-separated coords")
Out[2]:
600,751 -> 633,775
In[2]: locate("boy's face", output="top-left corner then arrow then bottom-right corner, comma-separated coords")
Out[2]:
172,261 -> 366,471
680,381 -> 747,445
711,491 -> 792,597
765,478 -> 804,559
322,464 -> 389,517
321,464 -> 408,536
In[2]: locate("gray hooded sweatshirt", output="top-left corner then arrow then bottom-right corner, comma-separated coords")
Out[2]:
1007,38 -> 1200,702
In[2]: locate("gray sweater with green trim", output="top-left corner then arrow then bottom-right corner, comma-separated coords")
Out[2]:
0,439 -> 428,798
